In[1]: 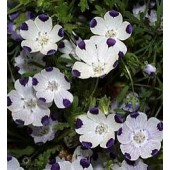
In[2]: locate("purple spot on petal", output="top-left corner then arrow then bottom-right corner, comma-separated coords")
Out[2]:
76,118 -> 83,129
58,28 -> 64,37
78,41 -> 86,50
7,155 -> 12,161
47,50 -> 56,55
38,14 -> 49,22
151,149 -> 159,156
39,98 -> 46,103
41,116 -> 49,126
114,114 -> 123,123
26,11 -> 36,19
15,119 -> 24,126
130,112 -> 139,118
19,77 -> 29,86
106,138 -> 115,148
90,18 -> 97,28
80,158 -> 90,168
45,67 -> 53,72
109,10 -> 119,17
113,60 -> 118,68
126,24 -> 133,34
23,46 -> 32,53
20,22 -> 28,31
157,122 -> 163,131
118,51 -> 124,58
89,107 -> 99,114
32,77 -> 39,86
7,96 -> 12,107
125,152 -> 131,160
150,72 -> 156,77
49,158 -> 56,165
63,99 -> 71,107
82,141 -> 92,149
72,69 -> 81,77
58,41 -> 65,48
117,128 -> 122,136
106,38 -> 116,47
125,159 -> 136,166
51,163 -> 60,170
15,66 -> 20,72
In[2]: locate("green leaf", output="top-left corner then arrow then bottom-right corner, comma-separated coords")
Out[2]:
54,122 -> 70,131
98,96 -> 111,115
79,0 -> 89,12
116,85 -> 129,103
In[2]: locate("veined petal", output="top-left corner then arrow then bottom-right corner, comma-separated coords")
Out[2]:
87,109 -> 106,123
72,62 -> 93,79
59,40 -> 75,55
100,131 -> 115,148
120,143 -> 140,161
54,89 -> 73,108
140,140 -> 161,159
20,20 -> 39,40
36,90 -> 54,103
89,17 -> 107,36
104,10 -> 123,30
49,25 -> 64,43
35,14 -> 52,33
116,21 -> 133,41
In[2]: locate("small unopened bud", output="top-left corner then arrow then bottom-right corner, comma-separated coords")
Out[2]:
143,64 -> 156,76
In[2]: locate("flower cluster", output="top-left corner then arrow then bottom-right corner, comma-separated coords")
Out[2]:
7,4 -> 163,170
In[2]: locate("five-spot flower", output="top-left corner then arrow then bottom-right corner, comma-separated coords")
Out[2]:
7,77 -> 50,126
72,38 -> 126,79
117,112 -> 163,160
20,14 -> 64,55
7,155 -> 24,170
89,10 -> 133,46
75,108 -> 123,148
32,67 -> 73,108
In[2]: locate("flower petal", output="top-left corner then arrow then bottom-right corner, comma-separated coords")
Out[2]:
89,17 -> 107,35
104,10 -> 123,30
40,43 -> 58,55
116,21 -> 133,40
21,40 -> 40,53
72,62 -> 93,79
87,109 -> 106,123
54,89 -> 73,108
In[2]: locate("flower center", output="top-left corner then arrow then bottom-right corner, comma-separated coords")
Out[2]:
95,123 -> 108,135
105,29 -> 116,38
47,80 -> 58,91
24,98 -> 37,112
39,126 -> 50,136
132,129 -> 148,146
36,32 -> 49,46
92,63 -> 105,76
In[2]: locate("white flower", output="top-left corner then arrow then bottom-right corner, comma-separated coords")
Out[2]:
20,14 -> 64,55
117,112 -> 163,160
112,159 -> 148,170
72,38 -> 126,79
89,10 -> 132,45
32,67 -> 73,108
72,145 -> 93,161
7,77 -> 50,126
14,50 -> 45,75
7,155 -> 24,170
133,4 -> 148,19
148,10 -> 157,26
75,108 -> 123,148
143,64 -> 156,76
48,158 -> 93,170
28,118 -> 58,144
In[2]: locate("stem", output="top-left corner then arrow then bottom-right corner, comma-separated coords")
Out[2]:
155,103 -> 162,117
121,59 -> 135,93
7,59 -> 15,83
90,78 -> 99,97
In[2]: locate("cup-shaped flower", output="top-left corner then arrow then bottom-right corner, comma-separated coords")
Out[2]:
7,155 -> 24,170
32,67 -> 73,108
75,108 -> 123,148
72,38 -> 126,79
89,10 -> 133,42
7,77 -> 50,126
14,50 -> 45,75
20,14 -> 64,55
28,117 -> 58,144
117,112 -> 163,160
